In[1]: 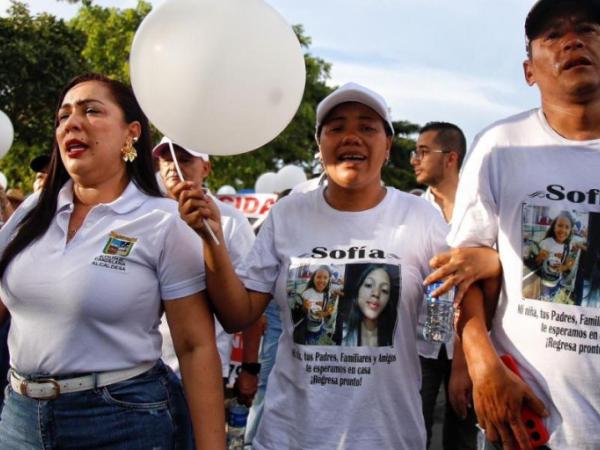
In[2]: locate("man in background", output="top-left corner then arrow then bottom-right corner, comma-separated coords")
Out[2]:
30,154 -> 50,192
153,138 -> 263,407
411,122 -> 476,449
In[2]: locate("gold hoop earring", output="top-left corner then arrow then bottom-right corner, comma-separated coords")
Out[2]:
121,137 -> 138,163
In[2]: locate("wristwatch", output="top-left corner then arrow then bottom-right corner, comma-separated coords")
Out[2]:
241,362 -> 261,375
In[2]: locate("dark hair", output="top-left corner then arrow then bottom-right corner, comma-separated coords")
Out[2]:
0,73 -> 161,277
343,264 -> 399,346
304,265 -> 332,302
419,121 -> 467,168
541,211 -> 574,268
544,211 -> 574,242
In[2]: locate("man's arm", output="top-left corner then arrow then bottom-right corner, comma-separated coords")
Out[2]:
457,285 -> 547,450
235,316 -> 266,406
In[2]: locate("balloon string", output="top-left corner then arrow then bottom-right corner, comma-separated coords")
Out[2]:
167,139 -> 220,246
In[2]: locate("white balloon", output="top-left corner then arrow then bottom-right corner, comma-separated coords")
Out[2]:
0,110 -> 14,159
0,172 -> 7,191
130,0 -> 306,156
254,172 -> 277,193
217,185 -> 236,195
273,165 -> 306,193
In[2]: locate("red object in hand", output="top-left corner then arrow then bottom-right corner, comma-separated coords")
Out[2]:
500,354 -> 550,449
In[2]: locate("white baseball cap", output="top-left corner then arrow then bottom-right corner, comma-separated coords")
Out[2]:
152,137 -> 210,161
315,82 -> 394,138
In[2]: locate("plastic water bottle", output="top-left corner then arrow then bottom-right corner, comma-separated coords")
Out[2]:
423,281 -> 455,343
227,400 -> 248,450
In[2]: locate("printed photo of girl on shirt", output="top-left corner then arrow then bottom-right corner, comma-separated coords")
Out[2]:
289,264 -> 344,345
522,206 -> 598,306
334,263 -> 400,347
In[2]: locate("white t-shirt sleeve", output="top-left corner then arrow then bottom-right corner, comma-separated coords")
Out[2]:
222,210 -> 255,271
448,132 -> 499,248
237,211 -> 279,295
158,215 -> 206,300
425,209 -> 450,264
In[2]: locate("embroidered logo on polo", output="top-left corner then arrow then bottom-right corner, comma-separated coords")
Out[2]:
103,232 -> 137,257
92,232 -> 138,272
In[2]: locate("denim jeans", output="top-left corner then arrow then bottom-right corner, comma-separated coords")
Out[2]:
0,360 -> 193,449
0,319 -> 9,406
245,301 -> 282,444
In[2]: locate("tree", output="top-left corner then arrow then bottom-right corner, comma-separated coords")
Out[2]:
69,0 -> 151,83
1,1 -> 420,192
0,1 -> 88,191
384,120 -> 420,191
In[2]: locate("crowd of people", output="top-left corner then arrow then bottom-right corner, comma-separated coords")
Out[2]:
0,0 -> 598,449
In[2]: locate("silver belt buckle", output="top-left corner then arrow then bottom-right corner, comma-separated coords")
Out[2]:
20,378 -> 61,400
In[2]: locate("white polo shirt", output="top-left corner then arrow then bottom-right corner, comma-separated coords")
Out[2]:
0,180 -> 206,376
160,197 -> 255,378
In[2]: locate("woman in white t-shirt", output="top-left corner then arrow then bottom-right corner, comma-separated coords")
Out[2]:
0,73 -> 224,449
175,83 -> 450,449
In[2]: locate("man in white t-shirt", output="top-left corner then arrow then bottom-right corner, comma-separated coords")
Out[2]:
451,1 -> 600,448
153,138 -> 261,405
411,122 -> 476,449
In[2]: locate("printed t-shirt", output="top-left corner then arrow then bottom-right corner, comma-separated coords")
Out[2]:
160,197 -> 255,377
448,108 -> 600,450
0,180 -> 206,375
238,186 -> 448,450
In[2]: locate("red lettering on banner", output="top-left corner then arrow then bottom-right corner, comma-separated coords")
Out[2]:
218,195 -> 234,204
259,198 -> 275,215
216,193 -> 277,220
243,197 -> 259,214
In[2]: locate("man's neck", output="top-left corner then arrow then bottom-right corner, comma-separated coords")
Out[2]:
429,174 -> 458,223
542,96 -> 600,140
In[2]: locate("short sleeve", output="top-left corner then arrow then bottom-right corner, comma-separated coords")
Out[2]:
0,192 -> 39,256
447,131 -> 499,248
237,211 -> 280,294
158,215 -> 206,300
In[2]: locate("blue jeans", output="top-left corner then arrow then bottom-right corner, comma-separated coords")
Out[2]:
0,360 -> 193,449
245,301 -> 282,444
0,319 -> 9,405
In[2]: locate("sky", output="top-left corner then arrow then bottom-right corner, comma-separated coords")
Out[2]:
1,0 -> 541,144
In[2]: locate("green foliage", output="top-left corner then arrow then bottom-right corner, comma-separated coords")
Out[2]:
0,2 -> 420,193
69,0 -> 151,83
0,1 -> 88,191
384,120 -> 420,191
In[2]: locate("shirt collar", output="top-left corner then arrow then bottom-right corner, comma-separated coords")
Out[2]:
56,179 -> 148,215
